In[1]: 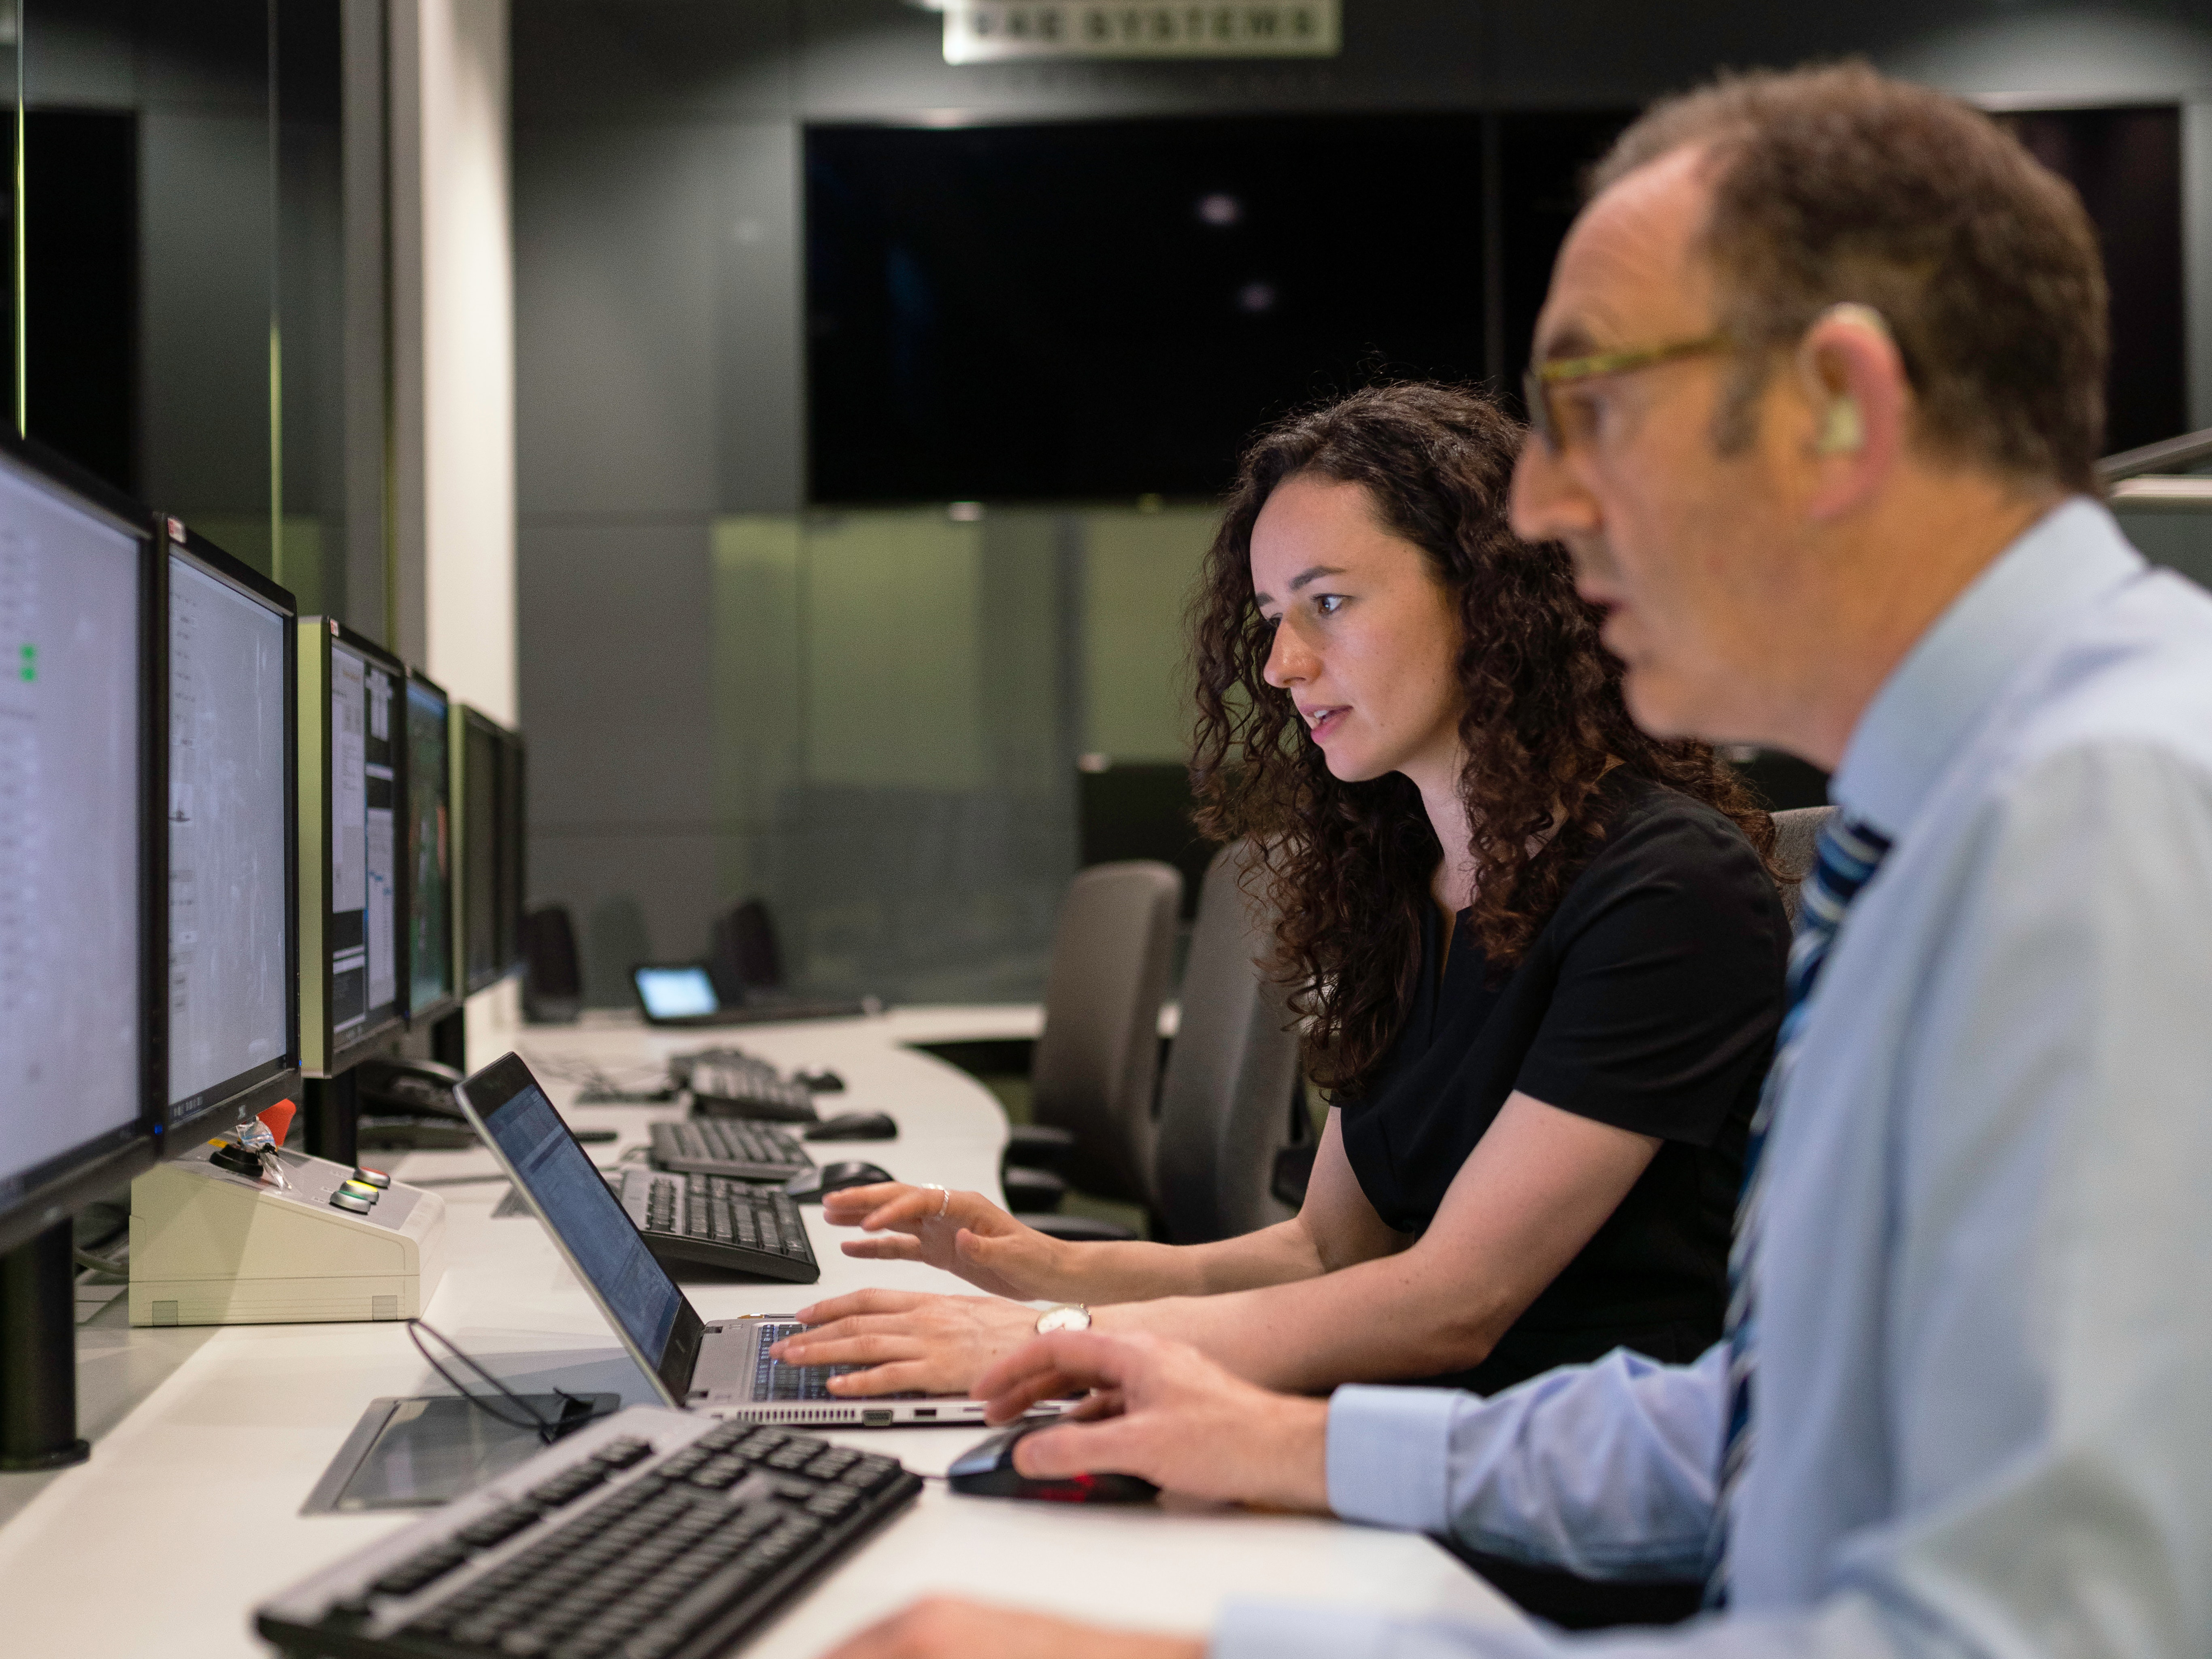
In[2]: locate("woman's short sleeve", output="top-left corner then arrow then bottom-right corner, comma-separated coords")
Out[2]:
1512,805 -> 1788,1145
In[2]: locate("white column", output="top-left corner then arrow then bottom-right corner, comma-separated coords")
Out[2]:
389,0 -> 516,724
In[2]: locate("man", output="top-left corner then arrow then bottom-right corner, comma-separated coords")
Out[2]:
824,64 -> 2212,1659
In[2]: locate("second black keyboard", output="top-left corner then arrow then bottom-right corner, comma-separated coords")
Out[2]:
649,1118 -> 814,1181
619,1168 -> 819,1283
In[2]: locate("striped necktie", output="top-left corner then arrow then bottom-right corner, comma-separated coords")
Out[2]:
1706,812 -> 1893,1606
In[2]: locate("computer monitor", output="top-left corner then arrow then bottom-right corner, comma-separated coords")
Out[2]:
296,618 -> 408,1076
0,437 -> 157,1256
162,521 -> 299,1146
496,723 -> 527,978
459,705 -> 503,995
404,670 -> 457,1023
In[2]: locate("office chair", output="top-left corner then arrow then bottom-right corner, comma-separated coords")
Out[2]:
707,898 -> 785,1003
1152,843 -> 1310,1245
1003,860 -> 1182,1241
1769,805 -> 1836,925
520,904 -> 583,1023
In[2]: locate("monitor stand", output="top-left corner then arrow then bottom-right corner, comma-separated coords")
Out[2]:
0,1221 -> 91,1470
429,1008 -> 467,1073
303,1068 -> 360,1166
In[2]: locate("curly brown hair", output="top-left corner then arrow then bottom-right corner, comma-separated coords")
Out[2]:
1189,383 -> 1774,1092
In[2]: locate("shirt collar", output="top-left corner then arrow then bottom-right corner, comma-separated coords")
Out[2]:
1830,496 -> 2144,838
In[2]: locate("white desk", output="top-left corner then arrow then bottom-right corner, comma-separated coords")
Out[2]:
0,1005 -> 1516,1657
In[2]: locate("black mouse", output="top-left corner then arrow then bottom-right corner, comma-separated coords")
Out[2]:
782,1160 -> 895,1202
946,1421 -> 1159,1504
795,1069 -> 846,1093
804,1111 -> 897,1142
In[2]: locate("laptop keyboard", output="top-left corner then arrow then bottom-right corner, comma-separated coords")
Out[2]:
255,1408 -> 920,1659
746,1320 -> 925,1405
649,1118 -> 813,1180
621,1171 -> 820,1285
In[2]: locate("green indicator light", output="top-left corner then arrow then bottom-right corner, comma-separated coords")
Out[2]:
19,642 -> 35,682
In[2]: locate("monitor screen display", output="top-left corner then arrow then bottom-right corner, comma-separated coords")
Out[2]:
329,640 -> 399,1043
406,677 -> 453,1014
496,729 -> 525,974
167,551 -> 289,1122
0,461 -> 143,1202
462,713 -> 499,990
634,966 -> 718,1021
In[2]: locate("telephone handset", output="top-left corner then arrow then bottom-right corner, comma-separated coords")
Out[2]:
356,1057 -> 475,1150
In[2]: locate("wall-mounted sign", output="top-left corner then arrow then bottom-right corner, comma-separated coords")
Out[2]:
940,2 -> 1341,64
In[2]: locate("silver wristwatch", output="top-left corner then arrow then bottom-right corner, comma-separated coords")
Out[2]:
1034,1302 -> 1091,1334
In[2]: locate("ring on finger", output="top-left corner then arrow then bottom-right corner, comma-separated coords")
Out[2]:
922,1183 -> 950,1219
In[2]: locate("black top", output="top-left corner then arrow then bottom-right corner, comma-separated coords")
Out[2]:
1338,772 -> 1788,1395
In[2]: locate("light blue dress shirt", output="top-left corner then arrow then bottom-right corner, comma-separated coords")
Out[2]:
1214,498 -> 2212,1658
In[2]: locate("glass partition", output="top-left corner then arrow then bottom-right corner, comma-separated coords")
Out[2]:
14,0 -> 348,619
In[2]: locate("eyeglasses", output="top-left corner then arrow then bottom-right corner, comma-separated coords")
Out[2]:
1523,332 -> 1731,451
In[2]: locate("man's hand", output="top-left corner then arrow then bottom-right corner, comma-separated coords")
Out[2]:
976,1331 -> 1331,1511
819,1597 -> 1204,1659
771,1289 -> 1041,1396
820,1182 -> 1066,1300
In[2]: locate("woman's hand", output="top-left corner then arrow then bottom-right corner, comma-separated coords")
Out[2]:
770,1289 -> 1043,1397
819,1597 -> 1202,1659
819,1183 -> 1067,1300
974,1330 -> 1330,1512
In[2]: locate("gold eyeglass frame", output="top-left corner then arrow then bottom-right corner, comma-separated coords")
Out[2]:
1523,332 -> 1731,450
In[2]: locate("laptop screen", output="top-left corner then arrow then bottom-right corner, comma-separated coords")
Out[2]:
472,1074 -> 684,1368
635,965 -> 719,1020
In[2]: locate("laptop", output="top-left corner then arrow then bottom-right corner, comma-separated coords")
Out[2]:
630,963 -> 876,1028
451,1052 -> 1004,1427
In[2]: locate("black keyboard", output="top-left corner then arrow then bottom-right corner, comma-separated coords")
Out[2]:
618,1168 -> 819,1284
649,1119 -> 813,1181
686,1060 -> 820,1124
256,1408 -> 920,1659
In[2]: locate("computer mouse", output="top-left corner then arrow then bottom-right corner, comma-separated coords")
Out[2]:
803,1111 -> 897,1142
947,1421 -> 1159,1504
795,1069 -> 847,1093
782,1160 -> 895,1202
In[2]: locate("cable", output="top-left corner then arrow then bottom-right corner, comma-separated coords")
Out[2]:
405,1318 -> 619,1445
73,1248 -> 128,1280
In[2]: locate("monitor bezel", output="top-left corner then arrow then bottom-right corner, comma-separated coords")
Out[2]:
298,616 -> 410,1078
402,667 -> 460,1026
458,705 -> 507,997
157,520 -> 303,1153
0,433 -> 160,1256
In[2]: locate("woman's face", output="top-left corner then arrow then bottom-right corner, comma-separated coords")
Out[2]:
1251,474 -> 1466,787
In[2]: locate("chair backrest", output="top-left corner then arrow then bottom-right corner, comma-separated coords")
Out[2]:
520,903 -> 583,1022
1031,860 -> 1183,1206
1769,804 -> 1837,926
1153,843 -> 1308,1245
708,898 -> 785,1000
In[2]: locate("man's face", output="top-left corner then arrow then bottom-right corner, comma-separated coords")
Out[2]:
1509,147 -> 1804,746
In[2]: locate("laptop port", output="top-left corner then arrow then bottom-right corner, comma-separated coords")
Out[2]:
913,1408 -> 936,1419
862,1408 -> 893,1426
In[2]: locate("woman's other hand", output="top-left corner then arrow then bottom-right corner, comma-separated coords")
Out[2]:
820,1183 -> 1066,1300
770,1289 -> 1042,1397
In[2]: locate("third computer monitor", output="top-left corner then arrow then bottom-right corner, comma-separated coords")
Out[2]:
459,706 -> 503,995
298,618 -> 407,1075
0,438 -> 157,1253
164,522 -> 298,1142
405,670 -> 457,1023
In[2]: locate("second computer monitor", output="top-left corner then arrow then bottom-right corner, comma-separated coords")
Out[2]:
406,670 -> 457,1022
164,523 -> 299,1142
298,618 -> 408,1075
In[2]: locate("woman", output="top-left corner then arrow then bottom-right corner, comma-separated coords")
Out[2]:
775,383 -> 1787,1403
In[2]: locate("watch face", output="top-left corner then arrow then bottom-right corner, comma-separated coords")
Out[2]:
1036,1306 -> 1090,1334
